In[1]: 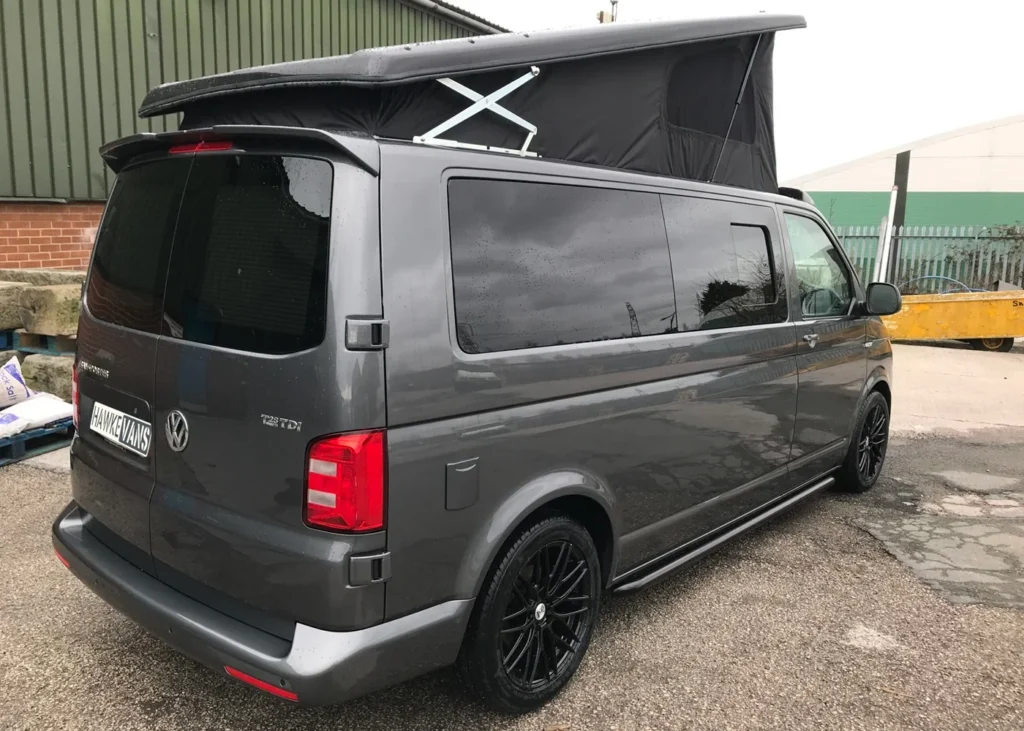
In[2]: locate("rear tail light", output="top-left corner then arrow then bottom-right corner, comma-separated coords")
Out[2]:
54,549 -> 70,568
224,666 -> 298,702
71,366 -> 80,429
305,430 -> 385,533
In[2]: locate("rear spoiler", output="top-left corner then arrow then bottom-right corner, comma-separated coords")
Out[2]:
99,125 -> 380,176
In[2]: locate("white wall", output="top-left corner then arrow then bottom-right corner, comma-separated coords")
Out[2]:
785,115 -> 1024,193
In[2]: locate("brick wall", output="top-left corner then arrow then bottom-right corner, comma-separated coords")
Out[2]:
0,201 -> 105,270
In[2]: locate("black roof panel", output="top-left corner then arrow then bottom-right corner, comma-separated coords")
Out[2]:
139,15 -> 806,117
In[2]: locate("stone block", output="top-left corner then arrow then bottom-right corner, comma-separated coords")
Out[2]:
0,268 -> 86,286
21,354 -> 73,402
0,282 -> 28,330
18,284 -> 81,336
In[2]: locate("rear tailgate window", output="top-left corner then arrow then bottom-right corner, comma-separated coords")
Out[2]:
87,159 -> 190,333
163,155 -> 332,354
86,154 -> 332,354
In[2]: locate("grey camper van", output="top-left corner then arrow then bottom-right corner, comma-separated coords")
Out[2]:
52,16 -> 902,713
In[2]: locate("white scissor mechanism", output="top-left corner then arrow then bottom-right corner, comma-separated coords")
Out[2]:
412,66 -> 540,157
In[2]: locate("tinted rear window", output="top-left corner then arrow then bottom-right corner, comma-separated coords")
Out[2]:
86,155 -> 332,355
448,179 -> 677,353
162,156 -> 332,354
87,159 -> 190,334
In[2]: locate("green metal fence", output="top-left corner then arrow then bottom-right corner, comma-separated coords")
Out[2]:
0,0 -> 484,201
835,225 -> 1024,292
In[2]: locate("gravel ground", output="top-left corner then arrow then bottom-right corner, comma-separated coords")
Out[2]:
3,433 -> 1024,731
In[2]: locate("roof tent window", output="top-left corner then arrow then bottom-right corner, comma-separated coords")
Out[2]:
666,41 -> 757,144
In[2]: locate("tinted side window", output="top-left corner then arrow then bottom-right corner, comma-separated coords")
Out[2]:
162,156 -> 332,354
87,159 -> 190,333
448,179 -> 676,353
661,195 -> 786,331
783,213 -> 854,318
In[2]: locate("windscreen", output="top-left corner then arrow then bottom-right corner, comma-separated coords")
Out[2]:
87,154 -> 333,354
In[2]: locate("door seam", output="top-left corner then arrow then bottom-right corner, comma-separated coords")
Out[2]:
147,153 -> 199,567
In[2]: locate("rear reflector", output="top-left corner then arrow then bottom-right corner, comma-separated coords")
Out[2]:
168,140 -> 234,155
54,549 -> 70,568
224,666 -> 298,702
71,366 -> 80,429
305,431 -> 385,533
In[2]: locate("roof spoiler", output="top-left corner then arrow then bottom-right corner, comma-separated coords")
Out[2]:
99,126 -> 380,176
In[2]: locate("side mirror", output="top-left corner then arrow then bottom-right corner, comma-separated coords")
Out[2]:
865,282 -> 902,316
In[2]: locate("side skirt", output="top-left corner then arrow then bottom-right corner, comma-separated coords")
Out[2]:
611,475 -> 835,594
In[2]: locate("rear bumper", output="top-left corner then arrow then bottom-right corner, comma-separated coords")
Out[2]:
52,501 -> 473,705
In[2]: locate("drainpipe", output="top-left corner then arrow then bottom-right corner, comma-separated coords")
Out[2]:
402,1 -> 507,35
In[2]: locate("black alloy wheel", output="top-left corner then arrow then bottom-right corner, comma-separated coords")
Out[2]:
835,390 -> 890,493
500,540 -> 594,692
856,401 -> 888,483
457,515 -> 601,713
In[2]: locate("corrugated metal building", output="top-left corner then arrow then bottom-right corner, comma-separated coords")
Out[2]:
0,0 -> 503,269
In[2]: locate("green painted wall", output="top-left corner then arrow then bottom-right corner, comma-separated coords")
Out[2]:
810,191 -> 1024,228
0,0 -> 485,201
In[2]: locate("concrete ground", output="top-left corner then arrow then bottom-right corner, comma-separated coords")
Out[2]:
2,344 -> 1023,730
889,342 -> 1024,433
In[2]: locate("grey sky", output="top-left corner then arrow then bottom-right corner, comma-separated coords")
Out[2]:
454,0 -> 1023,181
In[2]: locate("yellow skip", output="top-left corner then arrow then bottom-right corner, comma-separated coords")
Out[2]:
881,290 -> 1024,344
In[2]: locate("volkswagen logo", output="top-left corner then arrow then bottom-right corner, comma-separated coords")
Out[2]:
165,410 -> 189,452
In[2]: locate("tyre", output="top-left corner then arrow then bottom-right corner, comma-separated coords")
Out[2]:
457,515 -> 601,714
970,338 -> 1014,353
834,390 -> 890,493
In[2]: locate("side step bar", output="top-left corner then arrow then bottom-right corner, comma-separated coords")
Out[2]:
613,476 -> 835,594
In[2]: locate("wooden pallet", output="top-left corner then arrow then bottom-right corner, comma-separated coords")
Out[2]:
0,330 -> 76,357
0,418 -> 74,467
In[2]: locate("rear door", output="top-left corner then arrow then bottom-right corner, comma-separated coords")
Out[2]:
781,210 -> 868,486
72,158 -> 191,574
147,149 -> 387,629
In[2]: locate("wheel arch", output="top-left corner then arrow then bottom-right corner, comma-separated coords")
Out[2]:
847,364 -> 891,436
872,377 -> 891,407
455,471 -> 621,600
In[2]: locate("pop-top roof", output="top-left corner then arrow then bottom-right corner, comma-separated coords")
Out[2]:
138,15 -> 806,118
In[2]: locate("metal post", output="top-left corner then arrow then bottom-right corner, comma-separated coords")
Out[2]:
873,218 -> 888,283
597,1 -> 618,23
873,186 -> 899,283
